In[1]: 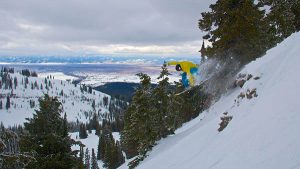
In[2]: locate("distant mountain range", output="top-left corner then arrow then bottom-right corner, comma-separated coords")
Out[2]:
0,56 -> 185,87
0,55 -> 200,65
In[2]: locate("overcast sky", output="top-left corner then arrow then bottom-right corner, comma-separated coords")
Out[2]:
0,0 -> 214,57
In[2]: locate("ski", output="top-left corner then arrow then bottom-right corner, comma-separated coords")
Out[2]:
175,78 -> 209,96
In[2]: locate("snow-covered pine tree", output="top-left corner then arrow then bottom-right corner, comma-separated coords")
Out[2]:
0,124 -> 33,168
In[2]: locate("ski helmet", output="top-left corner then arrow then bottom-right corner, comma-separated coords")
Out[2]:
175,64 -> 182,71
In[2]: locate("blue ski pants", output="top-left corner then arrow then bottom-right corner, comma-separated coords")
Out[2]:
181,67 -> 198,88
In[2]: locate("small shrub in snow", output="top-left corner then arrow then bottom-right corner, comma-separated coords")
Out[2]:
218,114 -> 233,132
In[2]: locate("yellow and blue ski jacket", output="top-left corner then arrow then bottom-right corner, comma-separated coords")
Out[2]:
167,61 -> 198,86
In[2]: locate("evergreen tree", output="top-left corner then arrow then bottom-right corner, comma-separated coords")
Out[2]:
103,141 -> 112,169
92,100 -> 96,111
29,100 -> 35,108
101,125 -> 125,169
79,124 -> 88,139
24,77 -> 29,89
88,86 -> 93,94
31,71 -> 38,77
151,65 -> 173,138
90,113 -> 99,131
167,82 -> 188,130
8,78 -> 13,89
199,0 -> 273,65
21,69 -> 30,77
5,96 -> 10,110
91,148 -> 99,169
121,73 -> 154,168
14,77 -> 18,89
103,137 -> 118,169
103,96 -> 109,107
97,132 -> 106,160
34,81 -> 38,89
116,141 -> 125,167
95,121 -> 101,136
84,148 -> 90,169
80,145 -> 84,161
20,94 -> 81,169
63,113 -> 68,137
259,0 -> 300,41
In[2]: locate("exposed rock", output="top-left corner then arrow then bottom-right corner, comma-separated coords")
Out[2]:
238,92 -> 246,99
237,73 -> 247,79
254,76 -> 260,80
218,115 -> 233,132
246,88 -> 258,99
247,74 -> 253,80
236,79 -> 246,88
235,73 -> 253,88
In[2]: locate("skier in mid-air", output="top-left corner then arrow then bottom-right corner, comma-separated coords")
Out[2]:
165,61 -> 199,88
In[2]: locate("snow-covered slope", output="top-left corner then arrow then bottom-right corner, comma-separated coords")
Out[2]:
0,71 -> 124,127
124,33 -> 300,169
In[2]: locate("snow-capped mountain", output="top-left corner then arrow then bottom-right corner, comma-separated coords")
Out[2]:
0,70 -> 126,127
118,33 -> 300,169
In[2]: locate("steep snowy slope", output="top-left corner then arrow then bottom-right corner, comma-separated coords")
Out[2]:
0,71 -> 125,127
126,33 -> 300,169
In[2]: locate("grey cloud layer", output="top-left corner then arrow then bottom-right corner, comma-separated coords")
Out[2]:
0,0 -> 213,55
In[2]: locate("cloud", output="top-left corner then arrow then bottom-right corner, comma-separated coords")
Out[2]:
0,0 -> 214,56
